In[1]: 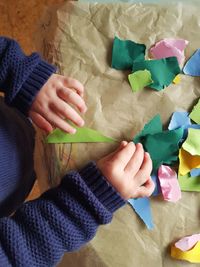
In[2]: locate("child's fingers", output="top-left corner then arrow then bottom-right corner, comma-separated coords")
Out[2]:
133,152 -> 153,186
134,178 -> 155,198
111,142 -> 136,168
124,143 -> 144,175
38,109 -> 76,134
29,111 -> 53,133
51,99 -> 84,128
63,77 -> 84,97
57,88 -> 87,114
102,141 -> 128,161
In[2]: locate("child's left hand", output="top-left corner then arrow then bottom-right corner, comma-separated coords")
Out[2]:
29,74 -> 87,133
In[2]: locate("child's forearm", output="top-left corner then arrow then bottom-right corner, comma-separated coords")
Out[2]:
0,162 -> 125,267
0,37 -> 56,115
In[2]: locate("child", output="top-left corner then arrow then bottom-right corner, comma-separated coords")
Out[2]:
0,37 -> 154,266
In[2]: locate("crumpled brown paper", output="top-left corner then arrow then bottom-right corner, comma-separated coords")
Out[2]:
35,2 -> 200,266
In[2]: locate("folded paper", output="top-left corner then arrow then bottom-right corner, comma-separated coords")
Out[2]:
46,127 -> 116,143
111,36 -> 146,70
128,70 -> 153,92
189,98 -> 200,124
183,49 -> 200,76
179,148 -> 200,176
128,198 -> 154,230
150,38 -> 188,66
175,234 -> 200,251
158,165 -> 181,202
132,57 -> 180,91
171,241 -> 200,263
182,128 -> 200,156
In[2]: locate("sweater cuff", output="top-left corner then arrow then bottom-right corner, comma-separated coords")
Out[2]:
12,60 -> 57,115
80,162 -> 126,213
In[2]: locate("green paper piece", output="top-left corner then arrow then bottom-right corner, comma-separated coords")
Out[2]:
189,98 -> 200,124
128,70 -> 153,92
111,36 -> 146,70
46,127 -> 117,143
133,114 -> 162,144
178,172 -> 200,192
143,128 -> 184,170
132,57 -> 181,90
182,128 -> 200,156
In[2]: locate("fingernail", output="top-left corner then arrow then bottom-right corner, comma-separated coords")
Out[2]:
71,128 -> 76,134
79,120 -> 84,127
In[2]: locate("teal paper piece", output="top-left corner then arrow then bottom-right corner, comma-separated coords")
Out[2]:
133,114 -> 162,144
132,57 -> 181,90
111,36 -> 146,70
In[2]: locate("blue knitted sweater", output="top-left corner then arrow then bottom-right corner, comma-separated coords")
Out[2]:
0,37 -> 125,267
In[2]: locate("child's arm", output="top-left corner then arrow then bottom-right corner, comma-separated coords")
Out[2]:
0,142 -> 154,266
0,37 -> 87,133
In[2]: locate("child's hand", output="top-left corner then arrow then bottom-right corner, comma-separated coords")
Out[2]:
97,141 -> 155,200
29,74 -> 87,133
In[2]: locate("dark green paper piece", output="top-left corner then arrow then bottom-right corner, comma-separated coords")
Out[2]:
133,114 -> 162,144
111,36 -> 146,70
143,128 -> 184,170
132,57 -> 181,91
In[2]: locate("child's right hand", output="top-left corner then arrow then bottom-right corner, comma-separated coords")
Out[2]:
97,141 -> 155,200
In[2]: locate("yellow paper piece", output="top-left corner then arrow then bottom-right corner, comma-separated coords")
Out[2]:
179,148 -> 200,176
171,241 -> 200,263
173,74 -> 181,84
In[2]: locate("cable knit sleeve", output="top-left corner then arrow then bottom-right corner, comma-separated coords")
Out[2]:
0,162 -> 125,267
0,37 -> 56,115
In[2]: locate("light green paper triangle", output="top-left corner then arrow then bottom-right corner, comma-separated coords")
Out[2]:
46,127 -> 117,144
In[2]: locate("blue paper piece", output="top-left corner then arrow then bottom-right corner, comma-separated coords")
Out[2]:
190,168 -> 200,177
168,111 -> 191,130
183,49 -> 200,76
168,111 -> 200,141
128,198 -> 154,230
151,173 -> 161,196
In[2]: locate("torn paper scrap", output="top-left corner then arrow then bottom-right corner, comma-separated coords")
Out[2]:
133,114 -> 162,144
158,165 -> 181,202
183,49 -> 200,76
189,98 -> 200,124
132,57 -> 180,91
168,111 -> 191,130
178,172 -> 200,192
173,75 -> 181,84
179,148 -> 200,176
150,38 -> 188,66
111,36 -> 146,70
128,198 -> 154,230
171,240 -> 200,263
151,173 -> 161,197
190,168 -> 200,177
128,70 -> 153,92
46,127 -> 117,143
182,128 -> 200,156
143,128 -> 184,170
175,234 -> 200,251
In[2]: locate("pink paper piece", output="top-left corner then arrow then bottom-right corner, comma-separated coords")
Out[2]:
175,234 -> 200,251
158,165 -> 181,202
150,38 -> 189,66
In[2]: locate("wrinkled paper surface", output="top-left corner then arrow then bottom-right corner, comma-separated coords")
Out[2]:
35,2 -> 200,267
